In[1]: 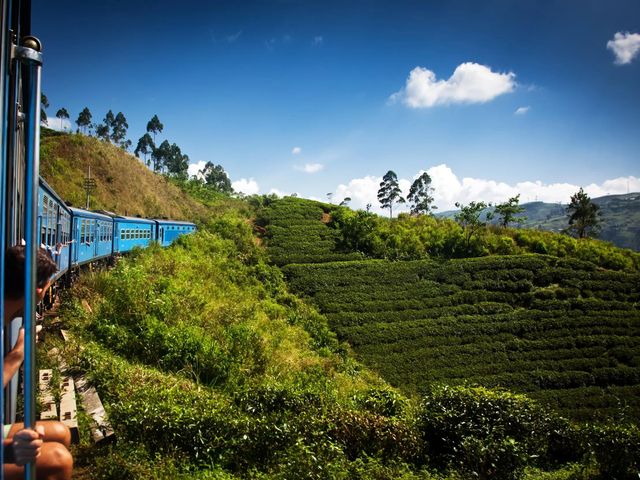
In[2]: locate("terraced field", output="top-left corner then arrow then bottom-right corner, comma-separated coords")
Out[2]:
283,256 -> 640,420
257,197 -> 362,265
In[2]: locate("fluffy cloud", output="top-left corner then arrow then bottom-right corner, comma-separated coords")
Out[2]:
390,63 -> 516,108
607,32 -> 640,65
331,164 -> 640,215
187,160 -> 207,179
46,118 -> 72,132
269,188 -> 286,197
514,106 -> 530,115
232,178 -> 260,195
295,163 -> 324,173
312,36 -> 323,46
291,146 -> 302,155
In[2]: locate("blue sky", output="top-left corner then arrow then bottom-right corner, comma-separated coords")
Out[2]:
34,0 -> 640,212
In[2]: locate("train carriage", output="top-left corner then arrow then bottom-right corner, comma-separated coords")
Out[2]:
154,219 -> 196,247
38,179 -> 71,279
69,208 -> 113,267
113,216 -> 156,253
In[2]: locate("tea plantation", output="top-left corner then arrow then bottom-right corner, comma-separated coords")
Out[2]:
259,198 -> 640,421
256,197 -> 363,265
283,256 -> 640,420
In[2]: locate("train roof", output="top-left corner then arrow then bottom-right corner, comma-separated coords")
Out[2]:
68,207 -> 113,221
39,177 -> 71,213
113,215 -> 156,224
153,219 -> 197,226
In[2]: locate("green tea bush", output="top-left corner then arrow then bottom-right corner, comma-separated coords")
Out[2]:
587,423 -> 640,479
418,386 -> 558,480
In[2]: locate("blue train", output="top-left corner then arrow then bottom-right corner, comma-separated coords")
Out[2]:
39,179 -> 196,281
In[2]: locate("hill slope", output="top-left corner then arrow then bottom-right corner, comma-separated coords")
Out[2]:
40,131 -> 210,221
38,137 -> 639,478
258,197 -> 640,421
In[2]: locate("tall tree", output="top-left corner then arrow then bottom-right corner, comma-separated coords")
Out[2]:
164,143 -> 190,178
75,107 -> 92,134
100,110 -> 116,142
146,115 -> 164,144
566,188 -> 600,238
407,172 -> 436,215
111,111 -> 129,147
134,133 -> 154,165
40,93 -> 49,125
55,108 -> 70,131
151,140 -> 171,172
455,201 -> 493,250
377,170 -> 405,218
95,123 -> 110,141
494,194 -> 526,228
199,162 -> 233,193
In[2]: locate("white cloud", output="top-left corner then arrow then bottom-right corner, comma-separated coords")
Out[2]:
232,178 -> 260,195
269,188 -> 286,197
188,160 -> 207,179
331,164 -> 640,214
514,106 -> 530,115
390,62 -> 516,108
312,36 -> 323,46
291,146 -> 302,155
47,118 -> 72,132
607,31 -> 640,65
295,163 -> 324,174
226,30 -> 243,43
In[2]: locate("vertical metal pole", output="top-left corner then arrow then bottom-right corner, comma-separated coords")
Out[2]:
15,36 -> 42,480
0,0 -> 8,473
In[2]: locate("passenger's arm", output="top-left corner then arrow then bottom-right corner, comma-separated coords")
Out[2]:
3,328 -> 24,387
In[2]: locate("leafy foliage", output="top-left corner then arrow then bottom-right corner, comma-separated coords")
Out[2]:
75,107 -> 92,134
408,172 -> 436,215
200,162 -> 234,194
566,188 -> 600,239
495,195 -> 526,228
378,170 -> 406,218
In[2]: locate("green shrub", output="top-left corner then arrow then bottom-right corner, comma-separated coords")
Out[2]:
418,386 -> 558,480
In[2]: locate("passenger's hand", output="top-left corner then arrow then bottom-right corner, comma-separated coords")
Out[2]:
12,425 -> 44,465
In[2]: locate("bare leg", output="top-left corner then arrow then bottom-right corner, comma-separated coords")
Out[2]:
6,421 -> 70,448
3,441 -> 73,480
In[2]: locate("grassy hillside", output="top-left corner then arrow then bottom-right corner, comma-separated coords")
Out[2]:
258,198 -> 640,422
40,131 -> 212,221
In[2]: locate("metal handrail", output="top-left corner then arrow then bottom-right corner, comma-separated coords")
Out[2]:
13,35 -> 42,480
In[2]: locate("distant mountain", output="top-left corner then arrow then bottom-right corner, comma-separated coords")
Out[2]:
438,193 -> 640,251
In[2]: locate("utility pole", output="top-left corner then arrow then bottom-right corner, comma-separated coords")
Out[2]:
84,165 -> 97,209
